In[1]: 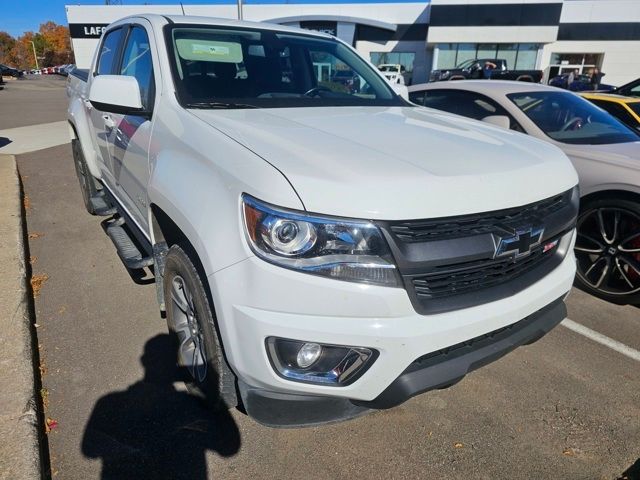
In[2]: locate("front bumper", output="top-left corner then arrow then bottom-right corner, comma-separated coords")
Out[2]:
208,236 -> 575,427
237,295 -> 566,427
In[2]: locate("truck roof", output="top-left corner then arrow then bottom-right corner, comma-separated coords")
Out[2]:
112,13 -> 334,40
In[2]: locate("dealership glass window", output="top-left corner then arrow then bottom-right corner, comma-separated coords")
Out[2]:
435,43 -> 540,70
548,52 -> 603,75
455,43 -> 476,66
370,52 -> 416,73
497,44 -> 518,70
477,44 -> 498,60
515,44 -> 539,70
434,44 -> 457,70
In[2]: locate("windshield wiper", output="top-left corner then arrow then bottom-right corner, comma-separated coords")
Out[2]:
185,101 -> 259,109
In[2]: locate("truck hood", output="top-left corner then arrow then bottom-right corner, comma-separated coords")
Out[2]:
190,106 -> 578,220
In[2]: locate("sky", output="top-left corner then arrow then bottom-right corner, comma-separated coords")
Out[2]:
0,0 -> 222,37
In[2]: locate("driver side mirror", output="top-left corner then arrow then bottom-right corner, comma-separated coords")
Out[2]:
89,75 -> 148,116
482,115 -> 511,130
392,84 -> 409,100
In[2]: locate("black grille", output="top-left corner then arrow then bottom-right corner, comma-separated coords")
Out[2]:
411,241 -> 558,299
389,190 -> 571,242
378,187 -> 579,314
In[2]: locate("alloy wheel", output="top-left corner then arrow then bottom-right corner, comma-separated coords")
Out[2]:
575,207 -> 640,296
169,275 -> 208,382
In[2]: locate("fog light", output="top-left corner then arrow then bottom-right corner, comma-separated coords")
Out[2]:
266,337 -> 378,386
296,343 -> 322,368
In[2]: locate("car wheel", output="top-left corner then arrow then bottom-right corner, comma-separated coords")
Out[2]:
164,244 -> 237,411
574,198 -> 640,305
71,139 -> 99,215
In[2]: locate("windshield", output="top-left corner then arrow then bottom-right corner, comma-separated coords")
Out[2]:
455,59 -> 478,69
507,91 -> 640,145
628,102 -> 640,117
166,25 -> 401,109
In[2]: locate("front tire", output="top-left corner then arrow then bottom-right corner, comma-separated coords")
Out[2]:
163,244 -> 237,410
574,197 -> 640,305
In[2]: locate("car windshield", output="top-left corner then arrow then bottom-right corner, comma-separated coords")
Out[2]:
455,59 -> 478,69
507,91 -> 639,145
628,102 -> 640,117
166,25 -> 402,109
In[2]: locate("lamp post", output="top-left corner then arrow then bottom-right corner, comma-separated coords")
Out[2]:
30,41 -> 39,70
237,0 -> 243,20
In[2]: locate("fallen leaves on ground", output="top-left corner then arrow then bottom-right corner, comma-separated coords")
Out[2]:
45,417 -> 58,433
454,442 -> 464,449
28,232 -> 44,239
29,255 -> 37,265
31,273 -> 49,297
23,194 -> 31,211
40,388 -> 49,409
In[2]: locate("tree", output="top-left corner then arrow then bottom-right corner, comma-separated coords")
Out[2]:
0,31 -> 16,64
1,22 -> 74,69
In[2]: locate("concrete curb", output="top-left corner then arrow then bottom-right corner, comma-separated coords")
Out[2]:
0,154 -> 42,479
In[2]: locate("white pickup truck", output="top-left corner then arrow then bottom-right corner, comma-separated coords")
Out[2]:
67,14 -> 579,427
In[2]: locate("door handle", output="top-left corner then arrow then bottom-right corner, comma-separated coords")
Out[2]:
102,114 -> 116,129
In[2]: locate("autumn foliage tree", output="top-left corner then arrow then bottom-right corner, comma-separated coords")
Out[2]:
0,21 -> 74,70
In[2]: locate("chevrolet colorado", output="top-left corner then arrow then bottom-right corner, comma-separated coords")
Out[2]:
67,14 -> 579,427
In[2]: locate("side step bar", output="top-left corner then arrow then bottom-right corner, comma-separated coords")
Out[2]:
104,217 -> 154,270
89,192 -> 117,217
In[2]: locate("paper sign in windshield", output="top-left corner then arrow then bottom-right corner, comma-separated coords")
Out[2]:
176,39 -> 243,63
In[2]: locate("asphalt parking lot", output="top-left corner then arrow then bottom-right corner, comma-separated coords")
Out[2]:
3,75 -> 640,479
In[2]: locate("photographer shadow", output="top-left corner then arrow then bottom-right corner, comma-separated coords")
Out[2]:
82,333 -> 241,479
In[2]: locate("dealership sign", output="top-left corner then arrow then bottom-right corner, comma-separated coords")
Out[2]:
69,24 -> 109,39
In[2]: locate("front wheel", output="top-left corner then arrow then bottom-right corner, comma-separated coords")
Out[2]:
574,198 -> 640,305
163,244 -> 237,410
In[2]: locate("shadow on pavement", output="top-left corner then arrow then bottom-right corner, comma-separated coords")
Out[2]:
82,333 -> 241,479
0,137 -> 11,148
618,458 -> 640,480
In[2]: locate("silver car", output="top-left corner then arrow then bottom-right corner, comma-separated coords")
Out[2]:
409,80 -> 640,305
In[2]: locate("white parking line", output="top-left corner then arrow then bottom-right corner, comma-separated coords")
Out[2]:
562,318 -> 640,362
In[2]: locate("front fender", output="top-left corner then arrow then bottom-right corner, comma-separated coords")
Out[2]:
146,110 -> 303,278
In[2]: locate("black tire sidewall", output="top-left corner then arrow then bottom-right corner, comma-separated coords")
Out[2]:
163,244 -> 229,410
574,197 -> 640,305
72,139 -> 97,215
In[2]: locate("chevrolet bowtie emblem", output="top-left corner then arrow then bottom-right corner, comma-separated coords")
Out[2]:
495,226 -> 544,259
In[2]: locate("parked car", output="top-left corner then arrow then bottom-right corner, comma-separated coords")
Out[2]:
68,15 -> 579,427
409,80 -> 640,305
378,64 -> 410,85
0,63 -> 24,78
612,77 -> 640,98
580,92 -> 640,132
548,73 -> 614,92
429,58 -> 543,83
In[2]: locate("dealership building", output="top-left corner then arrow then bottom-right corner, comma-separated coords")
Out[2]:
66,0 -> 640,86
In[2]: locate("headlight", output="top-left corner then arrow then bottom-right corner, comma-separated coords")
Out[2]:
242,194 -> 400,287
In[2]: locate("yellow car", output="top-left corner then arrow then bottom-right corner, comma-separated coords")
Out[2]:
580,92 -> 640,132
